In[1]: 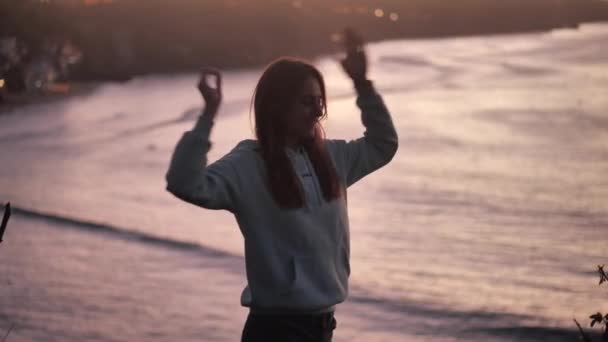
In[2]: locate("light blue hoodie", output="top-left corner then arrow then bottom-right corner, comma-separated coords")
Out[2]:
166,82 -> 398,314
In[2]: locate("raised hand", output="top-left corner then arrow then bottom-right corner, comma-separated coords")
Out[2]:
197,68 -> 222,119
340,28 -> 367,82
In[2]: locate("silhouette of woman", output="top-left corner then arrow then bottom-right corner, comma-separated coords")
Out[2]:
166,29 -> 398,342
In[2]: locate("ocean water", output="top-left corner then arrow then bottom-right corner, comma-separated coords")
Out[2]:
1,23 -> 607,341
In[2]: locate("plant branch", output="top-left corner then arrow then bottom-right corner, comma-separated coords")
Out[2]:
1,324 -> 14,342
575,318 -> 593,342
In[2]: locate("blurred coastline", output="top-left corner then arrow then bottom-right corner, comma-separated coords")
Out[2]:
0,81 -> 99,114
1,0 -> 608,108
1,19 -> 607,341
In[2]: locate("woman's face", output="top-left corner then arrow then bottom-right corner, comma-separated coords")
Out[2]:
285,76 -> 324,144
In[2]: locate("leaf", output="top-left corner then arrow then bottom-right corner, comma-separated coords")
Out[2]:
599,265 -> 608,285
590,312 -> 604,327
590,313 -> 603,320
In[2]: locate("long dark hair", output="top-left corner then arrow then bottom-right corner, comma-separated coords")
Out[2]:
252,57 -> 343,209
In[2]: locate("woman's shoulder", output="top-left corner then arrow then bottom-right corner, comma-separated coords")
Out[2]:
232,139 -> 260,153
323,139 -> 350,170
323,138 -> 348,155
224,139 -> 262,163
212,140 -> 261,179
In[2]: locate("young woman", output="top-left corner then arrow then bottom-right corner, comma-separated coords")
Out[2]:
166,29 -> 398,342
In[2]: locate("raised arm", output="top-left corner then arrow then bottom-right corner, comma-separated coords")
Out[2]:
165,69 -> 241,212
333,28 -> 399,187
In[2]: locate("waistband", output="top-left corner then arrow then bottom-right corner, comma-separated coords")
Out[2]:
247,306 -> 337,331
249,305 -> 335,315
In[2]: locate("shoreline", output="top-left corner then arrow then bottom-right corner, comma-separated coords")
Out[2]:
1,21 -> 607,340
1,20 -> 605,113
0,81 -> 101,115
70,19 -> 605,82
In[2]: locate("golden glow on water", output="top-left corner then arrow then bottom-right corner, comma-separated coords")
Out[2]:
323,24 -> 608,324
1,23 -> 607,341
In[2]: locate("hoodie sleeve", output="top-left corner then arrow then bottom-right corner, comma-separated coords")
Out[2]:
165,114 -> 240,212
330,80 -> 399,188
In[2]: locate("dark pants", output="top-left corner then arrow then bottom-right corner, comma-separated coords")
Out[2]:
241,311 -> 337,342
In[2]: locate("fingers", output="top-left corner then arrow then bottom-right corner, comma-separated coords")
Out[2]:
342,28 -> 365,55
199,68 -> 222,92
215,72 -> 222,96
197,68 -> 223,110
340,59 -> 351,75
340,51 -> 367,81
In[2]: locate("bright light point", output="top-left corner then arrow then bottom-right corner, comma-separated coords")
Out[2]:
0,79 -> 4,88
390,12 -> 399,21
374,9 -> 384,18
